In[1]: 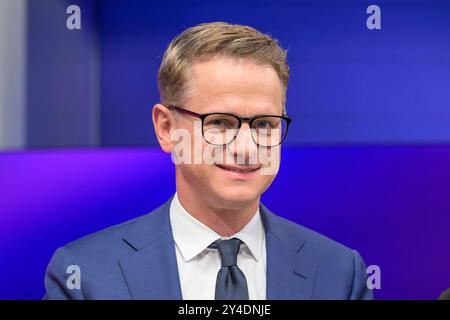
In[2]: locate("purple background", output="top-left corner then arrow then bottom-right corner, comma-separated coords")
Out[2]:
1,146 -> 449,299
1,0 -> 450,300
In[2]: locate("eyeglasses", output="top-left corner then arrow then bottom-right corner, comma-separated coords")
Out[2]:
164,105 -> 292,147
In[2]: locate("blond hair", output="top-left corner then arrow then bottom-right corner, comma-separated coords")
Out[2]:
157,22 -> 290,109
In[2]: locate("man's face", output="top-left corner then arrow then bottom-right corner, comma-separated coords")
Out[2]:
173,56 -> 284,208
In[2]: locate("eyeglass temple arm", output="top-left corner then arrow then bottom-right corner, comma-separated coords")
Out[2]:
165,105 -> 202,119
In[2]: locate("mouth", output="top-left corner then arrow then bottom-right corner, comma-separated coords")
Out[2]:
215,164 -> 261,175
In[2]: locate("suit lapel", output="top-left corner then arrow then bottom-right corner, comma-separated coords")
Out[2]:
261,204 -> 318,299
118,197 -> 182,299
117,198 -> 317,300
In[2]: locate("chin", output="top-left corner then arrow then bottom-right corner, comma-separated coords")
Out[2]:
213,186 -> 260,206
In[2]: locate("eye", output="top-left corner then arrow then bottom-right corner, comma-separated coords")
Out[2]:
253,120 -> 274,129
210,119 -> 229,127
256,121 -> 269,128
205,116 -> 236,129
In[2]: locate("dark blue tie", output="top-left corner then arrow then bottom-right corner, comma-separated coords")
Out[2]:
209,238 -> 249,300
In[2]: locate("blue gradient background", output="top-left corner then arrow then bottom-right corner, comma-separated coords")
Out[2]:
99,0 -> 450,146
1,0 -> 450,299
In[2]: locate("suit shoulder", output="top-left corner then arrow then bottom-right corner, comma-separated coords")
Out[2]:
263,207 -> 356,260
63,199 -> 171,257
64,213 -> 145,251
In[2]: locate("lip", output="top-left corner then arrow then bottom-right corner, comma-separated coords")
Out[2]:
215,163 -> 261,179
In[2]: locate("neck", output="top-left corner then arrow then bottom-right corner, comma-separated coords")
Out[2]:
176,187 -> 259,237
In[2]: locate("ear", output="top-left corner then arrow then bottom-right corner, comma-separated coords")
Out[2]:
152,103 -> 176,153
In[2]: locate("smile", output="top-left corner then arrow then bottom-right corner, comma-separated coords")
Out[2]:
215,164 -> 260,174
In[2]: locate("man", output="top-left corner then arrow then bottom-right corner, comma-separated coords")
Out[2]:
44,22 -> 372,300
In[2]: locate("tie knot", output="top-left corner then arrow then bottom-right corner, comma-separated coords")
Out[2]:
209,238 -> 242,267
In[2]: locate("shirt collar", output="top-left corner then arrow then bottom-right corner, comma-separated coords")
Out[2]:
169,192 -> 264,263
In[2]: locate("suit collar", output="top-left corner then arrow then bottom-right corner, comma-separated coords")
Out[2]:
119,196 -> 182,299
170,192 -> 264,262
121,196 -> 174,251
119,197 -> 317,300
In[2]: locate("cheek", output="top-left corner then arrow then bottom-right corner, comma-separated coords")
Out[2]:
178,163 -> 208,185
259,147 -> 281,176
260,171 -> 276,187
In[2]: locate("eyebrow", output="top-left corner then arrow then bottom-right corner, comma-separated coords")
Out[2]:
201,105 -> 283,117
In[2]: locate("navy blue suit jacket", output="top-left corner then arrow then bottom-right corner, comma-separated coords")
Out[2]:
44,197 -> 373,299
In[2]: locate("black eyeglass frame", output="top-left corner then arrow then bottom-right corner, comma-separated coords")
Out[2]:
164,104 -> 292,147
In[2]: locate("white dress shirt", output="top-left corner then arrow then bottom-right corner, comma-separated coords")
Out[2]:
169,192 -> 267,300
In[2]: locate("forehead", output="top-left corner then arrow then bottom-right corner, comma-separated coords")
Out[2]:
185,56 -> 284,116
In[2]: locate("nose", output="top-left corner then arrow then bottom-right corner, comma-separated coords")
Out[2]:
229,123 -> 259,165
